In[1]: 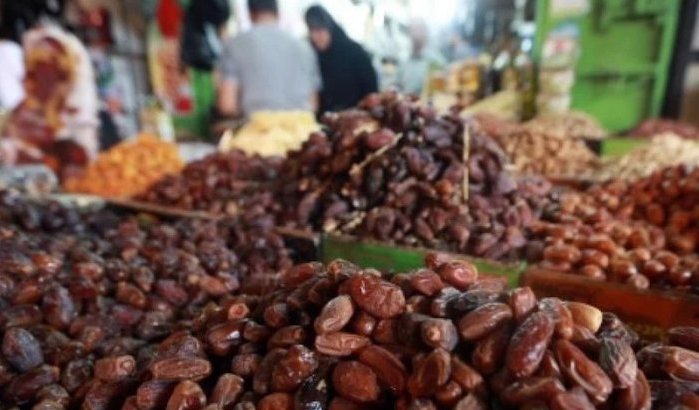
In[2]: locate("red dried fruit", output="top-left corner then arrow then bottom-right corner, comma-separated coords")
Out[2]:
315,332 -> 370,356
458,303 -> 513,341
506,311 -> 554,378
165,381 -> 206,410
407,348 -> 451,397
555,339 -> 613,403
314,295 -> 354,335
149,358 -> 212,381
332,361 -> 380,403
437,261 -> 478,290
358,345 -> 407,394
347,275 -> 405,319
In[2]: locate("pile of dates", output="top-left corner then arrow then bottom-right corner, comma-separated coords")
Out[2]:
276,92 -> 552,261
38,253 -> 663,409
0,191 -> 293,407
638,327 -> 699,408
529,165 -> 699,292
586,165 -> 699,255
637,327 -> 699,409
139,149 -> 284,215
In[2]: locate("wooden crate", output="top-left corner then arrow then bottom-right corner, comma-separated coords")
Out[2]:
521,267 -> 699,341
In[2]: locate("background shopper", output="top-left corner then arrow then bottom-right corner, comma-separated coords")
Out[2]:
305,4 -> 378,115
216,0 -> 321,118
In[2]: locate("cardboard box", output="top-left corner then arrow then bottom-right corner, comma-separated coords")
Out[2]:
322,234 -> 526,287
521,267 -> 699,341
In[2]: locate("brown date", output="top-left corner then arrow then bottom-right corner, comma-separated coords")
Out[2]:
165,381 -> 206,410
407,348 -> 451,398
471,324 -> 511,375
359,345 -> 407,394
500,377 -> 565,406
598,337 -> 637,388
555,339 -> 613,403
507,287 -> 536,322
668,326 -> 699,352
332,361 -> 380,403
315,332 -> 370,356
150,357 -> 212,381
458,303 -> 513,341
566,302 -> 603,334
421,318 -> 458,351
506,312 -> 554,378
348,275 -> 406,319
315,295 -> 354,335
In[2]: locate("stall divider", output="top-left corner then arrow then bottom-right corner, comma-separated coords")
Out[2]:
521,267 -> 699,342
321,233 -> 525,287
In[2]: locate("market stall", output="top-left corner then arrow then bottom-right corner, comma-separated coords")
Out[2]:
1,0 -> 699,409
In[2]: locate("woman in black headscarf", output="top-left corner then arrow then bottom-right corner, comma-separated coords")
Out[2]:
305,5 -> 378,114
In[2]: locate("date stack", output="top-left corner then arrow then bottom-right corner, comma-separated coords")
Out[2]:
528,165 -> 699,293
79,255 -> 659,410
139,150 -> 284,215
0,191 -> 292,407
276,92 -> 552,261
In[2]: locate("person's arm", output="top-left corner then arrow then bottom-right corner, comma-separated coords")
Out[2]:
310,92 -> 319,112
217,78 -> 239,117
216,38 -> 241,117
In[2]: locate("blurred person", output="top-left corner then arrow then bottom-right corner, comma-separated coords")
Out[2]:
216,0 -> 320,118
0,1 -> 27,111
305,4 -> 377,114
399,20 -> 445,96
181,0 -> 230,71
3,1 -> 98,179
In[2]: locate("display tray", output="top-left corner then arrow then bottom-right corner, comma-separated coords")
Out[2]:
521,267 -> 699,341
321,233 -> 526,286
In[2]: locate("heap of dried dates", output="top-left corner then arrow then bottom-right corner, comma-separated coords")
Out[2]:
8,251 -> 658,409
638,326 -> 699,408
139,150 -> 283,215
140,93 -> 552,262
276,92 -> 552,261
528,165 -> 699,292
0,191 -> 293,407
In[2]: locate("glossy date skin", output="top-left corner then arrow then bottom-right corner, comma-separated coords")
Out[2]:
0,191 -> 692,410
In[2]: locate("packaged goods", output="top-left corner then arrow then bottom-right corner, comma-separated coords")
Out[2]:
64,134 -> 183,198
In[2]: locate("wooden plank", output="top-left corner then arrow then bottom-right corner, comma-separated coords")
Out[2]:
105,198 -> 223,221
521,267 -> 699,341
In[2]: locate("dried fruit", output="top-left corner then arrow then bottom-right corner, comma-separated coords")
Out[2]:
332,361 -> 380,403
506,312 -> 554,378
